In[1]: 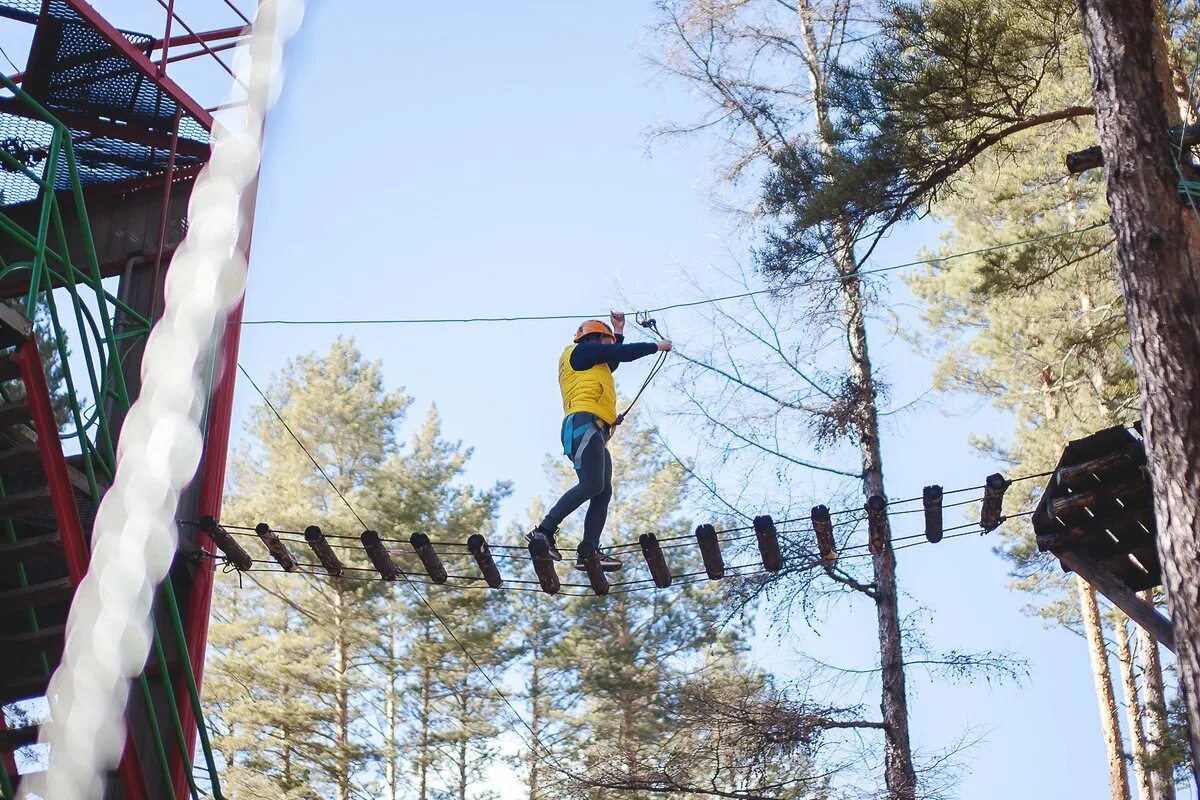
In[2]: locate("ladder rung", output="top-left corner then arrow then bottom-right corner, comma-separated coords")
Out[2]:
0,625 -> 66,659
0,488 -> 53,520
0,577 -> 72,609
0,533 -> 63,563
0,443 -> 43,474
0,401 -> 32,430
0,673 -> 50,705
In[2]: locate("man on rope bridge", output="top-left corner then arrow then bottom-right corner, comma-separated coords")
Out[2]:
527,312 -> 672,572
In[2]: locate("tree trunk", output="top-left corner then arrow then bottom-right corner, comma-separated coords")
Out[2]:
854,284 -> 917,800
1078,0 -> 1200,763
457,693 -> 469,800
529,649 -> 542,800
335,587 -> 352,800
1114,612 -> 1154,800
385,612 -> 399,800
1081,577 -> 1132,800
795,1 -> 917,796
1137,591 -> 1176,800
419,637 -> 433,800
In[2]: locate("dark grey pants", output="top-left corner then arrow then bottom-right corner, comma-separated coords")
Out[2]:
540,433 -> 613,551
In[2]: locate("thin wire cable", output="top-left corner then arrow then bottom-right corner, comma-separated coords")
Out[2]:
0,43 -> 19,74
235,223 -> 1109,327
236,363 -> 369,530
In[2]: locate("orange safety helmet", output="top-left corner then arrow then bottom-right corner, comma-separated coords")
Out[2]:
574,319 -> 614,342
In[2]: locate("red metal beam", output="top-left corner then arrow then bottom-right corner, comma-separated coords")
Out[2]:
150,25 -> 247,52
158,0 -> 174,76
13,339 -> 150,800
15,340 -> 89,583
59,0 -> 214,131
151,0 -> 241,86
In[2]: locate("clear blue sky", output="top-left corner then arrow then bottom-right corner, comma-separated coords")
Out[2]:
223,2 -> 1144,797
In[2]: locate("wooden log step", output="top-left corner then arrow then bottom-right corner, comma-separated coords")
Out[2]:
0,488 -> 54,520
0,672 -> 50,705
0,625 -> 66,660
0,534 -> 63,563
0,723 -> 39,751
0,577 -> 72,610
0,402 -> 32,430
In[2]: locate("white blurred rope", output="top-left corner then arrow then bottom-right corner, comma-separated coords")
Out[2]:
21,0 -> 305,797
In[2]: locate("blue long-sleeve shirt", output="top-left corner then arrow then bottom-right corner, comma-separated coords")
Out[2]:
570,334 -> 658,372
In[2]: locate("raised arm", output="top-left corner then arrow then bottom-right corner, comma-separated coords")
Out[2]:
570,335 -> 659,372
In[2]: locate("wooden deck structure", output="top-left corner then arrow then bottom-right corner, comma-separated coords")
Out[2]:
1033,423 -> 1175,651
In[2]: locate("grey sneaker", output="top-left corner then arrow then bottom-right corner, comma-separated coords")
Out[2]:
575,548 -> 622,572
527,528 -> 563,561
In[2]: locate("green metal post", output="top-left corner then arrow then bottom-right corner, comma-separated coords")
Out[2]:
161,575 -> 225,800
149,625 -> 201,799
26,129 -> 60,320
61,136 -> 134,411
136,675 -> 176,793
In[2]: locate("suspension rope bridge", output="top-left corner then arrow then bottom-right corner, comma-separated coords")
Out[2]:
186,473 -> 1045,598
209,344 -> 1060,601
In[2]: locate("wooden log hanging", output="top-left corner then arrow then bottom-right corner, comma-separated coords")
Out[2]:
409,532 -> 448,584
753,515 -> 783,572
866,495 -> 888,555
199,515 -> 252,571
923,486 -> 944,543
695,524 -> 725,580
639,533 -> 672,587
361,530 -> 400,581
527,533 -> 561,595
811,505 -> 836,565
255,523 -> 299,573
466,534 -> 503,588
304,525 -> 345,577
980,473 -> 1011,531
578,543 -> 610,596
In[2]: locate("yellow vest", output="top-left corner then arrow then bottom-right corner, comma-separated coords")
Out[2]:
558,345 -> 617,424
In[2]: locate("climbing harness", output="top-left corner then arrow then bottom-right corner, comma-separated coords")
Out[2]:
613,312 -> 668,428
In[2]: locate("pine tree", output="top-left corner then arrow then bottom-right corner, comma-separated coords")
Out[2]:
363,405 -> 511,800
205,340 -> 506,799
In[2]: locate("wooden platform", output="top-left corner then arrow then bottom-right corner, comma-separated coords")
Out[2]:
1033,423 -> 1173,650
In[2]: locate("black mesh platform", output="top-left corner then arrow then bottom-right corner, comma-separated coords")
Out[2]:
0,0 -> 211,207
